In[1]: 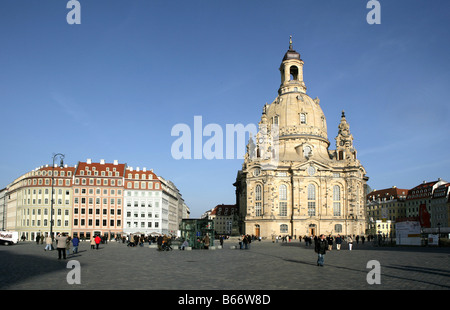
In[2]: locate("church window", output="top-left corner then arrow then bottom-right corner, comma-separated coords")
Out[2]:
304,145 -> 312,158
300,113 -> 307,124
279,184 -> 287,216
289,66 -> 298,81
255,185 -> 262,201
279,184 -> 287,201
307,184 -> 316,216
333,185 -> 341,216
273,115 -> 279,125
255,185 -> 262,216
279,202 -> 287,216
255,202 -> 262,217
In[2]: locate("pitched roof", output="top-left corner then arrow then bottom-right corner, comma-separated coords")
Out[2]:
367,187 -> 409,201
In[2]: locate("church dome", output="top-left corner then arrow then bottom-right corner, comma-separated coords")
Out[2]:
265,92 -> 328,141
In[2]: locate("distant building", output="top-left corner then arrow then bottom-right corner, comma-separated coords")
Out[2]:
366,187 -> 409,237
406,179 -> 447,226
208,204 -> 238,235
430,183 -> 450,230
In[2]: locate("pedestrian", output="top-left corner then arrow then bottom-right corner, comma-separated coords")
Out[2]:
203,234 -> 210,249
95,235 -> 101,249
44,235 -> 53,251
55,233 -> 68,259
315,234 -> 327,266
347,235 -> 353,251
156,235 -> 163,251
327,235 -> 333,251
66,236 -> 71,256
72,236 -> 80,254
335,234 -> 342,250
90,236 -> 96,249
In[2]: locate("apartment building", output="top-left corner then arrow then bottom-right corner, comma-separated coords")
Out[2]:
124,166 -> 164,236
71,159 -> 126,240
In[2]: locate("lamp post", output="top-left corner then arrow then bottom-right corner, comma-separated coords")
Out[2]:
50,153 -> 65,247
437,223 -> 441,247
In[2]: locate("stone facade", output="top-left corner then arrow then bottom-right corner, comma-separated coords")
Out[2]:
234,39 -> 369,239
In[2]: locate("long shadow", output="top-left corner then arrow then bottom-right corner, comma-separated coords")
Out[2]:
0,250 -> 76,289
252,244 -> 450,289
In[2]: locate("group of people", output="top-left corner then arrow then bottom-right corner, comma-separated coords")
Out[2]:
313,234 -> 361,266
41,233 -> 103,259
239,234 -> 256,249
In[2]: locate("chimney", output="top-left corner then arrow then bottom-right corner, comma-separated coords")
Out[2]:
100,159 -> 105,165
87,158 -> 92,164
113,160 -> 118,165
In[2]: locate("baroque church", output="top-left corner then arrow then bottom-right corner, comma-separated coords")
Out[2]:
234,38 -> 369,239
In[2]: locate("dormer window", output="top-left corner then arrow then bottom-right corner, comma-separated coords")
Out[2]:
300,113 -> 307,124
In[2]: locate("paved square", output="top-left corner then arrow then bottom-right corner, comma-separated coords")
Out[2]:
1,239 -> 449,291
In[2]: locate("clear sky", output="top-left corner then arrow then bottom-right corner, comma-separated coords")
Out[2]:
1,0 -> 449,218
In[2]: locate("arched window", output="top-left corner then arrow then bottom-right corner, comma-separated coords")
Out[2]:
333,185 -> 341,216
273,115 -> 279,126
289,66 -> 298,81
307,184 -> 316,216
255,185 -> 262,201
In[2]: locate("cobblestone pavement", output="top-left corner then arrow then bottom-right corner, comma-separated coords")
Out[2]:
1,239 -> 449,292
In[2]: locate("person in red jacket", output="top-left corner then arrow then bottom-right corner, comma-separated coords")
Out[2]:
95,235 -> 101,250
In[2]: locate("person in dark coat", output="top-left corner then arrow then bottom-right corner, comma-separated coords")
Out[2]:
315,234 -> 327,266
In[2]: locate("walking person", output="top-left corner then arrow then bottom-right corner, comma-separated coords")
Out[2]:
347,235 -> 353,251
335,234 -> 342,250
55,233 -> 68,260
72,236 -> 80,254
65,236 -> 71,257
90,236 -> 96,249
315,234 -> 327,266
327,235 -> 333,251
44,235 -> 53,251
95,235 -> 101,250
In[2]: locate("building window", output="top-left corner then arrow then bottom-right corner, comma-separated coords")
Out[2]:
255,202 -> 262,216
280,224 -> 288,233
279,184 -> 287,201
333,185 -> 341,216
300,113 -> 307,124
279,202 -> 287,216
255,185 -> 262,201
307,184 -> 316,216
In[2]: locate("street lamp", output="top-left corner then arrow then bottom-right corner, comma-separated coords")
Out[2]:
50,153 -> 65,247
437,223 -> 441,247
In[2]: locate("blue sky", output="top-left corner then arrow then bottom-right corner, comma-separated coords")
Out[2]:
0,0 -> 449,217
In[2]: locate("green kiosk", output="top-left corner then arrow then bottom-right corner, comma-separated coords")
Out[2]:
180,218 -> 214,249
